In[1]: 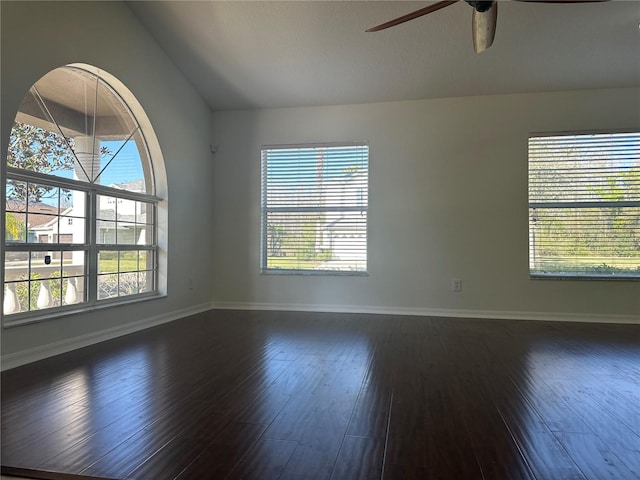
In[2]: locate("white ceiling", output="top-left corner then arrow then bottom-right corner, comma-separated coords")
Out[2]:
129,0 -> 640,111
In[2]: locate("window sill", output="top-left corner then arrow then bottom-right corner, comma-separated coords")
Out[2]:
261,269 -> 369,276
2,293 -> 167,329
530,273 -> 640,281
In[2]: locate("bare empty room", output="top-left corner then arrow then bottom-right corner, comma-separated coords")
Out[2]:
1,1 -> 639,479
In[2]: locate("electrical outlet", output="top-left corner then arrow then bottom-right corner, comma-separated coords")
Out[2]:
452,279 -> 462,292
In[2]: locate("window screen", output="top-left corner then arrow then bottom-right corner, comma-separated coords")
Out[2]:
261,143 -> 368,274
528,132 -> 639,278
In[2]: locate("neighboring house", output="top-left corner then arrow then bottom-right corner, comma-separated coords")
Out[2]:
317,170 -> 367,262
5,201 -> 60,243
15,179 -> 150,248
29,207 -> 74,244
266,169 -> 367,265
96,179 -> 149,245
29,207 -> 74,261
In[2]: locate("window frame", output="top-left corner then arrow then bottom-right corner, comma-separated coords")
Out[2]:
2,65 -> 163,327
260,142 -> 369,276
527,129 -> 640,280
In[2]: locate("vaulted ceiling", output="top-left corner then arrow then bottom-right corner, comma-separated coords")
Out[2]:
128,1 -> 640,111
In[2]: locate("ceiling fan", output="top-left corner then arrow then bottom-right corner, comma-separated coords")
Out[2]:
366,0 -> 610,53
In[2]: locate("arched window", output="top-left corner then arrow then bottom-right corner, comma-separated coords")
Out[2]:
3,64 -> 165,325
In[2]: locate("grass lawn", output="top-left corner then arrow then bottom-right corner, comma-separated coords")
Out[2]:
99,256 -> 144,273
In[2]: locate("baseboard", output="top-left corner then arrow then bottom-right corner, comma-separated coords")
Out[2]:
211,301 -> 640,325
3,301 -> 636,371
0,302 -> 214,371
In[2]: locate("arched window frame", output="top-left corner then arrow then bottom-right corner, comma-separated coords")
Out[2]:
2,64 -> 167,326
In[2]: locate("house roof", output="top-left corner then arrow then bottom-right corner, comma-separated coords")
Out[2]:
128,1 -> 640,111
108,179 -> 146,193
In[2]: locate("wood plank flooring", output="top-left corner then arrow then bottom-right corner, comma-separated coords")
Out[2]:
1,309 -> 639,480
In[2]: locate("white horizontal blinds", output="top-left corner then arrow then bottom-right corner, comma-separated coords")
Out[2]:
262,144 -> 368,273
528,132 -> 640,277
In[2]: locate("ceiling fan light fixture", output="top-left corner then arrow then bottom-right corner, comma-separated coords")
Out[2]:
472,2 -> 497,53
466,1 -> 495,13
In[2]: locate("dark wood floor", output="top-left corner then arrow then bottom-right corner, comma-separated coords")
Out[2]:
1,310 -> 639,480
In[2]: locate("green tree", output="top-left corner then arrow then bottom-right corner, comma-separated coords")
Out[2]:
7,122 -> 76,202
5,213 -> 25,241
7,121 -> 111,205
591,170 -> 640,257
267,223 -> 286,256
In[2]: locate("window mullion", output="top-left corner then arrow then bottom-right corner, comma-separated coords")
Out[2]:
88,190 -> 98,306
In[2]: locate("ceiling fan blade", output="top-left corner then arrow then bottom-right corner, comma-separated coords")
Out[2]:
472,1 -> 497,53
366,1 -> 458,32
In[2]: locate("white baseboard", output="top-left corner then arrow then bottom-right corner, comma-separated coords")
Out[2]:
211,301 -> 640,325
0,302 -> 214,371
3,301 -> 636,371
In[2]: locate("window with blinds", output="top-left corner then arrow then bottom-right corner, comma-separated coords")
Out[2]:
528,132 -> 639,278
261,143 -> 368,274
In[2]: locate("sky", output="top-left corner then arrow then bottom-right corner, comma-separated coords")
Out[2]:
6,139 -> 145,208
35,139 -> 144,187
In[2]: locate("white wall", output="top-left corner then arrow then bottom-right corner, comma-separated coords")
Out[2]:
1,1 -> 214,364
1,3 -> 638,370
211,88 -> 640,322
